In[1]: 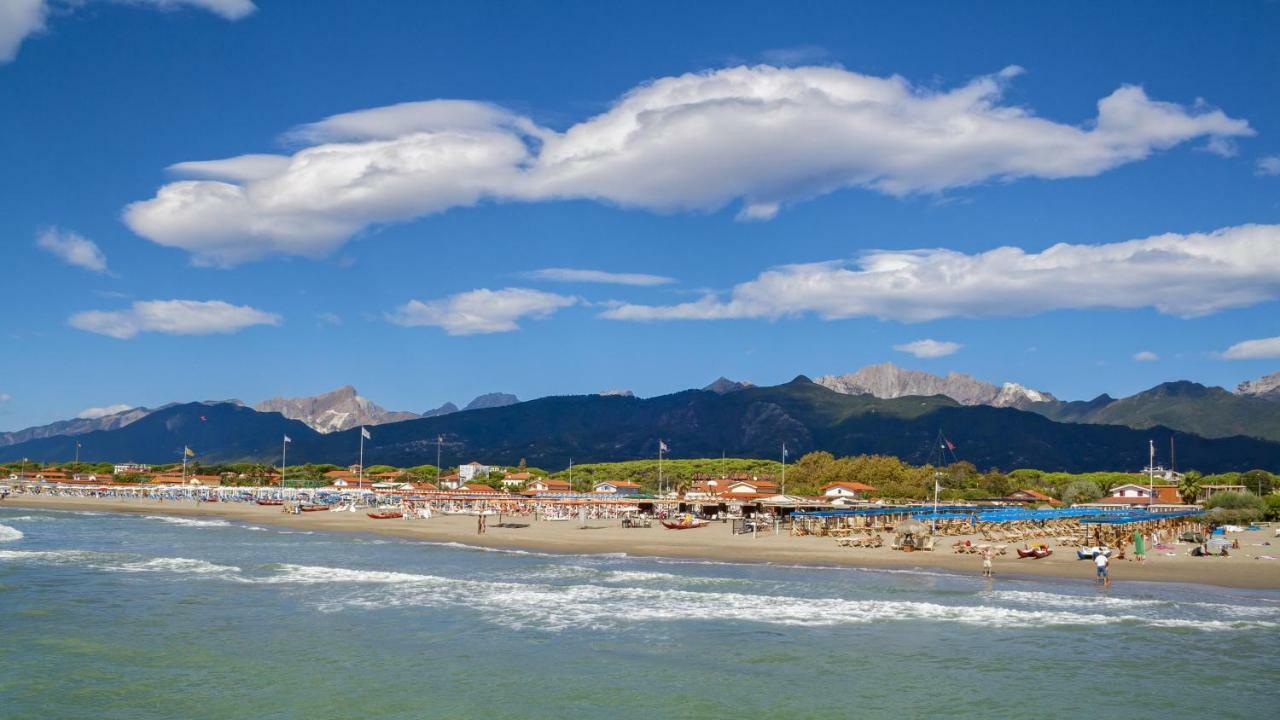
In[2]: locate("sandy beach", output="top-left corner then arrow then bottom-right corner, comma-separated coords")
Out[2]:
5,493 -> 1279,589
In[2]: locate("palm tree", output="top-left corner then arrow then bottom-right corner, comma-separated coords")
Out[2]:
1179,470 -> 1203,504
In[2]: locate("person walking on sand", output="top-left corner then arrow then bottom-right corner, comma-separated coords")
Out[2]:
981,545 -> 994,578
1095,550 -> 1111,588
1133,529 -> 1146,564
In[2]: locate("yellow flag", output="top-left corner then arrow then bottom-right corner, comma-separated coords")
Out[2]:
184,447 -> 195,457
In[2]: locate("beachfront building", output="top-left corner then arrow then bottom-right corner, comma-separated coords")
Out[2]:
821,482 -> 878,499
113,463 -> 150,475
1106,483 -> 1182,504
459,461 -> 498,483
462,483 -> 498,493
593,480 -> 642,496
526,478 -> 572,493
502,471 -> 533,489
438,473 -> 463,490
1197,484 -> 1248,502
1005,488 -> 1061,506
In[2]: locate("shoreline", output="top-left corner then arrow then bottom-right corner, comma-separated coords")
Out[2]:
5,494 -> 1279,590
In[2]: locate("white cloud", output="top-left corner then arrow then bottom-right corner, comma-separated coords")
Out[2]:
77,403 -> 134,419
0,0 -> 46,63
36,227 -> 109,273
600,224 -> 1280,323
125,65 -> 1252,265
524,268 -> 675,286
316,312 -> 342,326
1,1 -> 254,64
1220,336 -> 1280,360
1133,350 -> 1160,362
894,339 -> 962,358
1257,155 -> 1280,177
388,288 -> 575,335
69,299 -> 280,339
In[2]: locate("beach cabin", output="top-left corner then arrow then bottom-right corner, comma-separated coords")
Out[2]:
821,482 -> 877,499
723,479 -> 780,496
593,480 -> 642,496
461,483 -> 498,493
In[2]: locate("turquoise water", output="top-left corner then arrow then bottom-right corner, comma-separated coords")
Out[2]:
1,509 -> 1277,719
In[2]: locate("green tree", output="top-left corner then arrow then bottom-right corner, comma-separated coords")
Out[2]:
1061,480 -> 1103,505
1179,470 -> 1203,504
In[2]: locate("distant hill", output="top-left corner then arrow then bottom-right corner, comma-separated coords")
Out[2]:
7,378 -> 1278,473
815,362 -> 1055,409
254,386 -> 419,433
1238,372 -> 1280,401
0,405 -> 156,447
1029,381 -> 1280,443
463,393 -> 520,411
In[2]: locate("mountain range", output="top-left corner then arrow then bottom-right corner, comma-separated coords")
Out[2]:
3,366 -> 1278,470
4,376 -> 1278,473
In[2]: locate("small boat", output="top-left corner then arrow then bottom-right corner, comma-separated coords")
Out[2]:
1017,547 -> 1053,559
661,519 -> 708,530
256,499 -> 283,506
367,511 -> 404,520
300,504 -> 329,512
1076,547 -> 1112,560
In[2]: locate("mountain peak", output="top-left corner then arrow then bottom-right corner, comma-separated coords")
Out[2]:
464,393 -> 520,411
814,363 -> 1054,408
703,377 -> 755,394
1237,371 -> 1280,401
421,402 -> 459,418
254,386 -> 418,433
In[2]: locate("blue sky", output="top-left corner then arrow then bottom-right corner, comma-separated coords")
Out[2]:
2,0 -> 1279,430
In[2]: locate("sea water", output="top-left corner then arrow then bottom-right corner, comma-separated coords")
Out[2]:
1,508 -> 1276,719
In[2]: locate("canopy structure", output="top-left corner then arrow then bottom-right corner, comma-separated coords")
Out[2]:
1079,509 -> 1203,525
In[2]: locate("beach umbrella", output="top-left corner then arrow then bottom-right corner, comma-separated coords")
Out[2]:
897,518 -> 929,536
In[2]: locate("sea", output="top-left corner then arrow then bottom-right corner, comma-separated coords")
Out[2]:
1,507 -> 1277,719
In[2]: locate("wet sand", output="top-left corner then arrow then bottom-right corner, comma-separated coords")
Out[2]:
7,494 -> 1280,589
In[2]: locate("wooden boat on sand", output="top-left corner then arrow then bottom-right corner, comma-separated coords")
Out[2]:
1017,547 -> 1053,559
367,511 -> 404,520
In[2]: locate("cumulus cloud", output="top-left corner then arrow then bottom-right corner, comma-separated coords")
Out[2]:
387,288 -> 575,335
36,227 -> 109,273
1219,336 -> 1280,360
1133,351 -> 1160,362
69,299 -> 280,339
1,1 -> 254,64
125,65 -> 1252,265
600,224 -> 1280,324
1257,155 -> 1280,177
77,403 -> 134,419
894,339 -> 962,358
524,268 -> 675,286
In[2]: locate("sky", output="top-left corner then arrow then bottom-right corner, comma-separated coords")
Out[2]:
1,0 -> 1279,430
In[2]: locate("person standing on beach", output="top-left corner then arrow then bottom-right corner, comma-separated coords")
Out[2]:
1095,551 -> 1111,587
980,546 -> 994,578
1133,529 -> 1146,564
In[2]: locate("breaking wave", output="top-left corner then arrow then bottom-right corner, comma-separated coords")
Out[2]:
0,524 -> 24,542
143,516 -> 231,528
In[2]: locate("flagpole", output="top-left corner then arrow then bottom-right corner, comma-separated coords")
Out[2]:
781,443 -> 787,496
282,435 -> 288,497
359,426 -> 365,490
658,441 -> 664,496
436,435 -> 442,488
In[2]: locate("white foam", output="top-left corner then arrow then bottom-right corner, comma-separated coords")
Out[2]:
143,516 -> 231,528
990,589 -> 1280,619
111,557 -> 242,576
0,515 -> 57,522
0,524 -> 23,542
253,563 -> 1276,633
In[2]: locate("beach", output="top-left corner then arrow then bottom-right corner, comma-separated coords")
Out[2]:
6,494 -> 1278,589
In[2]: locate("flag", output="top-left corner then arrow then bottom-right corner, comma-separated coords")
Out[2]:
658,440 -> 668,452
437,435 -> 443,443
361,427 -> 371,440
943,436 -> 956,451
283,435 -> 292,444
200,415 -> 207,422
184,447 -> 195,457
782,443 -> 789,459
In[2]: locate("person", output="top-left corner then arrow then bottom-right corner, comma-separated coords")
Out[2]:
1095,550 -> 1111,587
981,546 -> 994,578
1133,529 -> 1146,564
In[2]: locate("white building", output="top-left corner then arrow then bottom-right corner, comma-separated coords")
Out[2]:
114,463 -> 151,475
458,461 -> 495,483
